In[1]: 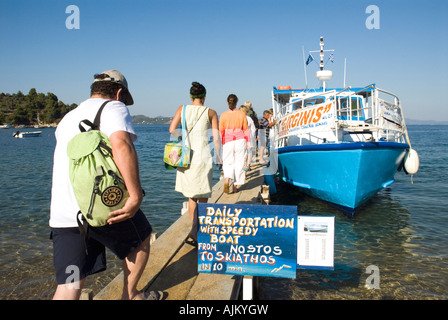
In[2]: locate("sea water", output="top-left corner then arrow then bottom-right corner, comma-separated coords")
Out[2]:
0,125 -> 447,300
259,125 -> 448,300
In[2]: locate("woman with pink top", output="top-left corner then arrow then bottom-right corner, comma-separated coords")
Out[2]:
219,94 -> 250,193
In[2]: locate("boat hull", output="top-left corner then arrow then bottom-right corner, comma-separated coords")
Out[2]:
13,131 -> 42,138
277,142 -> 408,212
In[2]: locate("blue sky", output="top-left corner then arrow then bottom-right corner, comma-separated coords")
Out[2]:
1,0 -> 447,121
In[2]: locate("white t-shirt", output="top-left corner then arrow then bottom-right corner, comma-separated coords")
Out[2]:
246,116 -> 256,148
49,98 -> 137,228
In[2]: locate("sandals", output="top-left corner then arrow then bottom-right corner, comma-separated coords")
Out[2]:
132,290 -> 164,300
224,181 -> 241,194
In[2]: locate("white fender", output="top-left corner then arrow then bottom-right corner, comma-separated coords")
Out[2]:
404,148 -> 419,175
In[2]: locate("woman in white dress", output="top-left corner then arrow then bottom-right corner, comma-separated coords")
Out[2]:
169,82 -> 221,244
239,105 -> 256,170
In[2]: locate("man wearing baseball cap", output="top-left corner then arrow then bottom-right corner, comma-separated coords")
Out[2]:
92,70 -> 134,106
49,70 -> 162,300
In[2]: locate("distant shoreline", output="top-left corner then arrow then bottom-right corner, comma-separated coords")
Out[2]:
405,119 -> 448,125
130,115 -> 448,126
131,115 -> 172,125
4,117 -> 447,127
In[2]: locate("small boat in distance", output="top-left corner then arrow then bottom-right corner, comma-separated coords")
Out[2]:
13,131 -> 42,138
270,37 -> 420,214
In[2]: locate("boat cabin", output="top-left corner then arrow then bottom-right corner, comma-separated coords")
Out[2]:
272,85 -> 375,124
271,84 -> 406,146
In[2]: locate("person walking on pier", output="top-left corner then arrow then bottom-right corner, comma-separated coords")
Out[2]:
50,70 -> 161,300
219,94 -> 250,193
258,110 -> 276,164
169,82 -> 221,245
239,105 -> 256,170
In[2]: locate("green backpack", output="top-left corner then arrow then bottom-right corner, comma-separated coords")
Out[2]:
67,100 -> 129,229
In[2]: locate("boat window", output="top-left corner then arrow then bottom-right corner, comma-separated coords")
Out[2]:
336,96 -> 364,119
292,96 -> 325,110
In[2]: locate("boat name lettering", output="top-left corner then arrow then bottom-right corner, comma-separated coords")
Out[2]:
281,102 -> 333,133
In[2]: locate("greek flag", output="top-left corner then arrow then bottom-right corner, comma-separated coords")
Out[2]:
306,54 -> 314,66
329,53 -> 334,62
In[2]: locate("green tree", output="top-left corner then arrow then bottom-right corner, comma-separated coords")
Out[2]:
0,89 -> 76,125
8,106 -> 30,125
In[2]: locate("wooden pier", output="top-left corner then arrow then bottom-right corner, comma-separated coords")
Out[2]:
93,160 -> 270,300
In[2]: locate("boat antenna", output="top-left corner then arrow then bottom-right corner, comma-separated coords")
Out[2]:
315,36 -> 333,92
320,36 -> 324,72
302,45 -> 308,90
344,57 -> 347,88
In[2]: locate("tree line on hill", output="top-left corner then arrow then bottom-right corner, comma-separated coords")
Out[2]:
131,115 -> 172,124
0,89 -> 77,126
0,89 -> 173,126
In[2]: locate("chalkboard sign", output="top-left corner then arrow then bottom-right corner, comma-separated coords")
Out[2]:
197,203 -> 297,279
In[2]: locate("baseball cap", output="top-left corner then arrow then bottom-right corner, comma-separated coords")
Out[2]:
93,70 -> 134,105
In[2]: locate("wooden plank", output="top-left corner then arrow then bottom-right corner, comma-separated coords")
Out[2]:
186,273 -> 242,300
94,213 -> 192,300
144,242 -> 198,300
185,165 -> 263,300
94,160 -> 266,300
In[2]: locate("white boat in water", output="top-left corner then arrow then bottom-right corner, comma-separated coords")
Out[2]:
268,37 -> 419,214
13,131 -> 42,138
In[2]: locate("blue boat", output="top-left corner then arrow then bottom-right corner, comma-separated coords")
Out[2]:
268,37 -> 419,214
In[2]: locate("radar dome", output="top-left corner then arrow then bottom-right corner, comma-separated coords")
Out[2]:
316,70 -> 333,81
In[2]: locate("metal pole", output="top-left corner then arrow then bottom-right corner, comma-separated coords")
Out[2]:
320,36 -> 324,71
320,37 -> 326,91
302,45 -> 308,90
344,57 -> 347,88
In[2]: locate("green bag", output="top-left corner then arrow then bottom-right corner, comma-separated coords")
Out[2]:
163,105 -> 207,170
163,140 -> 190,169
163,106 -> 190,170
67,101 -> 129,228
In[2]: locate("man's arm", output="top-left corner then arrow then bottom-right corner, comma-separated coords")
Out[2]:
107,130 -> 143,224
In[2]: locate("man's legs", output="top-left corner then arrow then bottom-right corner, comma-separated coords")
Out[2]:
51,227 -> 106,300
121,235 -> 151,300
259,135 -> 267,163
53,278 -> 86,300
53,235 -> 151,300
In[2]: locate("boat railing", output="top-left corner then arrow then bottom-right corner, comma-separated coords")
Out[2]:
334,85 -> 406,143
273,130 -> 328,148
332,84 -> 375,124
335,95 -> 366,123
375,88 -> 400,103
374,88 -> 411,147
354,84 -> 376,95
272,85 -> 410,146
